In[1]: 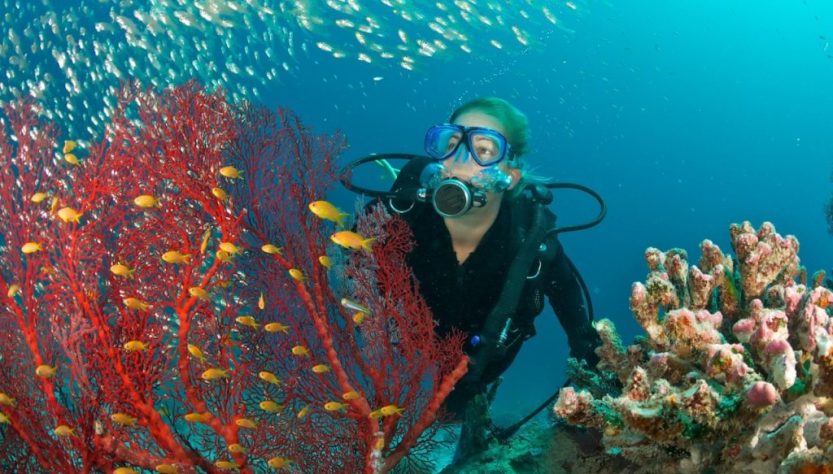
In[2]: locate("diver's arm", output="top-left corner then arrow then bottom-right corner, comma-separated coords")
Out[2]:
544,241 -> 601,365
389,156 -> 432,191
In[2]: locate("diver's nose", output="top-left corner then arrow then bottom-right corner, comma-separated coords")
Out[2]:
448,141 -> 471,162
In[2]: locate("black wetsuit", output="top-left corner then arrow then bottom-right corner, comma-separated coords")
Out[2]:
388,158 -> 601,413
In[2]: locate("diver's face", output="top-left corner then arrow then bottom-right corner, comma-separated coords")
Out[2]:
444,112 -> 510,181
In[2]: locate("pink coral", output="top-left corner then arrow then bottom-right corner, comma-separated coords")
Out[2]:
554,221 -> 833,473
746,381 -> 779,408
732,318 -> 757,343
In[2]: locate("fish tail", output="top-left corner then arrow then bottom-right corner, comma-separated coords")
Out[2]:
361,237 -> 376,252
337,212 -> 350,227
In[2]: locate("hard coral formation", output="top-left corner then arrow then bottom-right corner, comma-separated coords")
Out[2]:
555,221 -> 833,473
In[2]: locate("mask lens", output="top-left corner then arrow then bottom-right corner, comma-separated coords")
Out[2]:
469,132 -> 504,166
425,125 -> 463,160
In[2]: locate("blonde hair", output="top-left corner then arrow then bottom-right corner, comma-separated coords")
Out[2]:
449,97 -> 547,198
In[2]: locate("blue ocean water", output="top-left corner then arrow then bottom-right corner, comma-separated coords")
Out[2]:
3,0 -> 833,470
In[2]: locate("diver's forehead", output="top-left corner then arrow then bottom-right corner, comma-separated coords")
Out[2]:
451,112 -> 507,136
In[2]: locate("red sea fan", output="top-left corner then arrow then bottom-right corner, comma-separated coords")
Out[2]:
0,83 -> 467,474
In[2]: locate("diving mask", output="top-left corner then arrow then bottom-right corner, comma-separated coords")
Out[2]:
424,123 -> 514,167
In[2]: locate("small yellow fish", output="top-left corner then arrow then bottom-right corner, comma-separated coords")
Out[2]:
161,250 -> 190,264
56,207 -> 83,224
318,255 -> 333,269
259,400 -> 284,413
311,364 -> 330,374
267,457 -> 293,469
352,312 -> 368,325
324,401 -> 347,412
187,343 -> 206,362
50,197 -> 58,214
227,443 -> 246,454
183,412 -> 210,423
21,242 -> 42,254
123,297 -> 151,311
261,243 -> 282,255
64,153 -> 80,165
235,417 -> 257,429
133,194 -> 160,208
258,371 -> 281,385
296,404 -> 310,419
308,200 -> 350,227
342,390 -> 360,401
218,242 -> 240,254
235,315 -> 260,329
215,249 -> 234,263
54,424 -> 75,437
211,187 -> 228,201
62,140 -> 77,154
109,263 -> 135,278
291,345 -> 310,357
0,413 -> 9,423
6,284 -> 21,298
36,364 -> 56,378
123,340 -> 149,352
31,192 -> 48,203
113,468 -> 137,474
200,229 -> 211,254
188,287 -> 208,300
201,368 -> 228,381
330,231 -> 375,252
219,165 -> 243,179
288,268 -> 305,282
154,464 -> 179,474
111,413 -> 138,426
0,392 -> 17,406
258,292 -> 265,310
214,460 -> 238,471
264,322 -> 290,334
379,404 -> 404,416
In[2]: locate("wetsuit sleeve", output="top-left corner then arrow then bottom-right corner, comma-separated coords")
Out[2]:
390,156 -> 432,192
543,240 -> 601,365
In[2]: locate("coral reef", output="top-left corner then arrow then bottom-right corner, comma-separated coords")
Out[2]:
554,221 -> 833,473
0,83 -> 467,474
438,419 -> 637,474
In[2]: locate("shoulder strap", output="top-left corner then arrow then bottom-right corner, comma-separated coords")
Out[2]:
510,196 -> 558,274
463,196 -> 552,385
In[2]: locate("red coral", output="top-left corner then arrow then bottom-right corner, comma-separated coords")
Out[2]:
0,83 -> 467,474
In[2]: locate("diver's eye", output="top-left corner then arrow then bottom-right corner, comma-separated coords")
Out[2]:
476,146 -> 495,157
445,134 -> 462,152
472,136 -> 499,158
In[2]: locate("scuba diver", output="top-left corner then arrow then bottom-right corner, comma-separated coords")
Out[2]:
341,97 -> 605,462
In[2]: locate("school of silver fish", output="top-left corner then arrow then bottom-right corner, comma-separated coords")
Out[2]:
0,0 -> 584,137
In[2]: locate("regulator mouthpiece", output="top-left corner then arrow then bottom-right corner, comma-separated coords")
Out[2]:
432,178 -> 486,218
